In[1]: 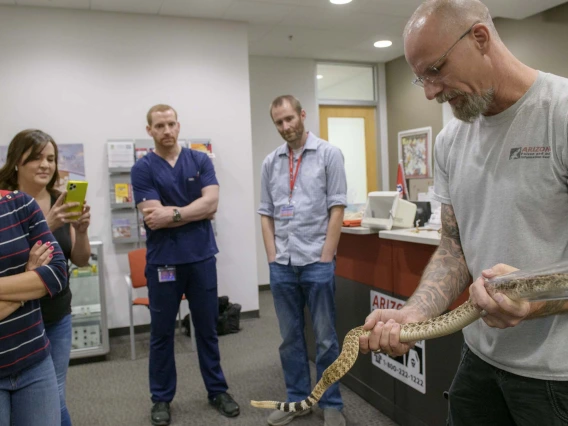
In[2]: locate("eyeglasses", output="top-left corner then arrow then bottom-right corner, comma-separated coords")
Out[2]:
412,21 -> 480,87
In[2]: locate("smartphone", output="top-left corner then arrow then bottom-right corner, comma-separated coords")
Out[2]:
64,180 -> 88,216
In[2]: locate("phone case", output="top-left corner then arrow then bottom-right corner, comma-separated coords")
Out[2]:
65,180 -> 88,215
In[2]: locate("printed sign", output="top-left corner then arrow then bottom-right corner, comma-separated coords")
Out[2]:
370,290 -> 426,394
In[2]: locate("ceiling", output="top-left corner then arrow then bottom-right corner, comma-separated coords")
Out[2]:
1,0 -> 566,62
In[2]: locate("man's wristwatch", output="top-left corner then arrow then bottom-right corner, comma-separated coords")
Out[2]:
172,209 -> 182,223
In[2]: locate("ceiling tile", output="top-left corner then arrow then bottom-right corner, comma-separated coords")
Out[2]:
249,39 -> 399,63
160,0 -> 233,19
247,23 -> 274,43
15,0 -> 89,8
358,0 -> 422,18
235,0 -> 327,6
90,0 -> 163,15
257,26 -> 369,50
484,0 -> 568,19
7,0 -> 568,64
280,5 -> 406,34
353,35 -> 404,54
223,1 -> 295,24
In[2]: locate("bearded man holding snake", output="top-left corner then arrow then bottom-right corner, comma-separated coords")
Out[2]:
359,1 -> 568,425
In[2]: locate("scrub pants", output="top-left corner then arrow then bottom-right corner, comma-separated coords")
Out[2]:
147,256 -> 228,403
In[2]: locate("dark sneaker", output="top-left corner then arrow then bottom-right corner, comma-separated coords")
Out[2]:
151,402 -> 171,426
209,393 -> 240,417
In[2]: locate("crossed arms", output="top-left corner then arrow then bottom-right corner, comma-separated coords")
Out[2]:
138,185 -> 219,230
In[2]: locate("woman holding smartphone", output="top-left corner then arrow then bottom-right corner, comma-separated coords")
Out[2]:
0,129 -> 91,426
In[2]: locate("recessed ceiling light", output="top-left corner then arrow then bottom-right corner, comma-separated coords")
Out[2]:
317,75 -> 323,80
374,40 -> 393,48
330,0 -> 353,4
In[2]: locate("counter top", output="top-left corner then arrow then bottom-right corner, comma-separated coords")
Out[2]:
341,226 -> 378,235
379,228 -> 441,246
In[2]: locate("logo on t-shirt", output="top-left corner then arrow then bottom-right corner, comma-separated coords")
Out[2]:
509,146 -> 551,160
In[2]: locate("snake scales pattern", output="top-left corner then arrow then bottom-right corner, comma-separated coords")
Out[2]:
251,273 -> 568,412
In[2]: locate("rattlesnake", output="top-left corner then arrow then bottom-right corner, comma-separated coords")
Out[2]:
251,272 -> 568,412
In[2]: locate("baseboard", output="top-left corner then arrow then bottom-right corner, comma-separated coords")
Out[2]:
109,309 -> 260,337
241,309 -> 260,319
69,355 -> 107,366
259,284 -> 271,292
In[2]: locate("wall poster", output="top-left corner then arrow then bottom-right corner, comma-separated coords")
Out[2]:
398,127 -> 432,179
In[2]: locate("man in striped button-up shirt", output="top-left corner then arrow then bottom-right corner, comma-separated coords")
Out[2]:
258,95 -> 347,426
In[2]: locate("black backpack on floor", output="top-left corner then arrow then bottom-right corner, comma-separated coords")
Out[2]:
181,296 -> 242,337
217,296 -> 242,336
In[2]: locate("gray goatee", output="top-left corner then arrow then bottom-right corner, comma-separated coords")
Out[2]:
437,88 -> 495,123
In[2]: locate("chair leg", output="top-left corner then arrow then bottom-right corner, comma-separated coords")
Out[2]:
129,303 -> 136,361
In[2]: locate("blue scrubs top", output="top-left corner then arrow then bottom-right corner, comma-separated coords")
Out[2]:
131,148 -> 219,265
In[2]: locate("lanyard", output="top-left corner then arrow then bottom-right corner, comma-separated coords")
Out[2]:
288,146 -> 302,203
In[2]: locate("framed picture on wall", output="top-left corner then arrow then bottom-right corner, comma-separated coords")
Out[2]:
398,127 -> 433,179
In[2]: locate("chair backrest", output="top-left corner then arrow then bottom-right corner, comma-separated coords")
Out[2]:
128,248 -> 147,289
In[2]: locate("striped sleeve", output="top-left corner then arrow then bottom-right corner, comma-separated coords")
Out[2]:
25,197 -> 68,297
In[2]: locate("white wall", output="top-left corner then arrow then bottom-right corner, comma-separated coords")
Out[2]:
249,56 -> 318,286
0,6 -> 259,329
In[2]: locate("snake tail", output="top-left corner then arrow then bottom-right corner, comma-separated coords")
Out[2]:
250,393 -> 318,411
250,327 -> 365,412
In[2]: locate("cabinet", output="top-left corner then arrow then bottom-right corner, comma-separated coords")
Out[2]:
69,238 -> 109,359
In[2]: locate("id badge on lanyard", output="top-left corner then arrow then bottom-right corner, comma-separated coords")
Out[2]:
157,266 -> 176,283
280,147 -> 302,220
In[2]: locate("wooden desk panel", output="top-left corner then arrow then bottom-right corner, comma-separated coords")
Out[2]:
336,233 -> 393,292
391,240 -> 469,310
337,234 -> 469,310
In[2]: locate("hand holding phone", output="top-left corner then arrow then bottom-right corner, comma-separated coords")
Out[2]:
45,181 -> 89,231
64,181 -> 88,217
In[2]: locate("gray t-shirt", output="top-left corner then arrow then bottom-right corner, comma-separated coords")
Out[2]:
432,71 -> 568,380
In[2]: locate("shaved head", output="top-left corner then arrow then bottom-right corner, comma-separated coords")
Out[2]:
404,0 -> 498,40
402,0 -> 533,121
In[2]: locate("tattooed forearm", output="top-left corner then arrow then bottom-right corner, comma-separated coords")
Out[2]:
405,204 -> 472,319
528,300 -> 568,319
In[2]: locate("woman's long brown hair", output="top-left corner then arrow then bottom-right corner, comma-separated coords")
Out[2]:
0,129 -> 60,196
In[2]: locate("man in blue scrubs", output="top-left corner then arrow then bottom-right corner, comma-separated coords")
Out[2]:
131,104 -> 239,426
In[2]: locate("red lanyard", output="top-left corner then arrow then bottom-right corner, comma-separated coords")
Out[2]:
288,146 -> 302,203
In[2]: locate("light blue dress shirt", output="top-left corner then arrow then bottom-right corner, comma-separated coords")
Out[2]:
258,132 -> 347,266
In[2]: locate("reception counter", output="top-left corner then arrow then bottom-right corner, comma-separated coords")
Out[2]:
306,227 -> 469,426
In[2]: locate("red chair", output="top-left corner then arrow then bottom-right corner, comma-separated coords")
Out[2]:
125,248 -> 195,360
